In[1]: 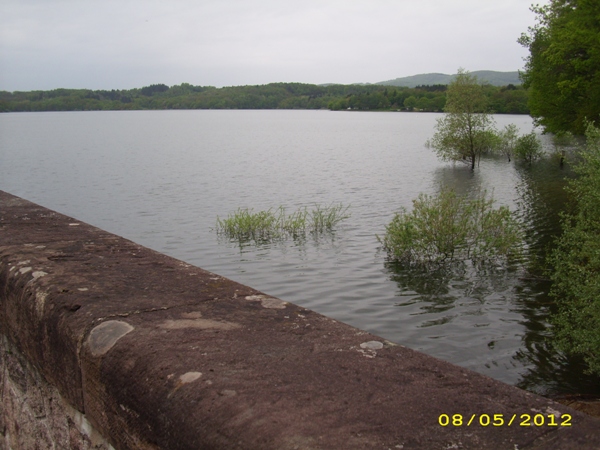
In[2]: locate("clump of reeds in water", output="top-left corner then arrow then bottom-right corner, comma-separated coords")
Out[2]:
216,204 -> 349,243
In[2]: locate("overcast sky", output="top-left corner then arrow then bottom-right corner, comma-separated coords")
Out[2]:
0,0 -> 544,92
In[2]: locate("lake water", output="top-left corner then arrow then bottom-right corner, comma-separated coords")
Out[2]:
1,110 -> 597,397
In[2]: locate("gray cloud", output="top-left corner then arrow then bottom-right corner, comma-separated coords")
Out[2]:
0,0 -> 545,91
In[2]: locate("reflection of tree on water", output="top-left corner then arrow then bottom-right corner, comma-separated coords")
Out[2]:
385,259 -> 519,315
430,163 -> 483,197
386,261 -> 455,311
385,241 -> 600,398
383,157 -> 600,397
511,157 -> 600,395
512,278 -> 600,397
514,156 -> 575,275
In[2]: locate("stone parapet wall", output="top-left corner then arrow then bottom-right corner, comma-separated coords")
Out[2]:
1,335 -> 113,449
1,190 -> 599,449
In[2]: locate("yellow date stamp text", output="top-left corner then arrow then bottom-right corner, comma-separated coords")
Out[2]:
438,413 -> 572,427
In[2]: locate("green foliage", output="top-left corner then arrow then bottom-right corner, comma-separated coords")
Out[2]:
140,84 -> 169,96
549,123 -> 600,375
519,0 -> 600,134
427,69 -> 498,169
552,131 -> 576,149
0,80 -> 527,114
403,95 -> 418,111
217,208 -> 282,242
497,124 -> 520,161
216,204 -> 349,244
551,131 -> 578,166
379,188 -> 522,266
309,204 -> 351,233
514,132 -> 544,164
488,85 -> 530,114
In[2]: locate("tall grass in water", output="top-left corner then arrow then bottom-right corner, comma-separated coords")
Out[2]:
216,208 -> 281,242
310,203 -> 351,232
216,204 -> 349,243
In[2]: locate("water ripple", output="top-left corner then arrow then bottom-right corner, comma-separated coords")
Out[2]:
1,110 -> 596,396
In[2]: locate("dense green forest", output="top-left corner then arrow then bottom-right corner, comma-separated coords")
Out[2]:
0,81 -> 529,114
518,0 -> 600,378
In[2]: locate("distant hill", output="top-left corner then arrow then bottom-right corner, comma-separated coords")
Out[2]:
376,71 -> 521,88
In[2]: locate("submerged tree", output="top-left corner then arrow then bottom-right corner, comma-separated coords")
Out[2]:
497,124 -> 520,162
552,131 -> 577,167
514,132 -> 544,165
379,188 -> 522,266
427,69 -> 497,170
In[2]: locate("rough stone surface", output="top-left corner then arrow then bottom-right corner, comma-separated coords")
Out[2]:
1,190 -> 599,450
0,335 -> 114,450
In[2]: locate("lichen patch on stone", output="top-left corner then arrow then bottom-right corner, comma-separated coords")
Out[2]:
218,389 -> 237,397
181,311 -> 203,319
245,294 -> 287,309
159,319 -> 240,331
87,320 -> 134,357
35,291 -> 47,318
360,341 -> 384,350
545,406 -> 562,418
354,341 -> 385,358
261,297 -> 287,309
179,372 -> 202,384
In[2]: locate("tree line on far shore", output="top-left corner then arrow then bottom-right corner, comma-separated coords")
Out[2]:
0,81 -> 529,114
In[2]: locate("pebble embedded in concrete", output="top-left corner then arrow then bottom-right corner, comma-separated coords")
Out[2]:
245,294 -> 287,309
360,341 -> 384,350
179,372 -> 202,384
87,320 -> 134,357
218,390 -> 237,397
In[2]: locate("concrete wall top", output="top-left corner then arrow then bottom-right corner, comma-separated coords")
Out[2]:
1,190 -> 599,449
